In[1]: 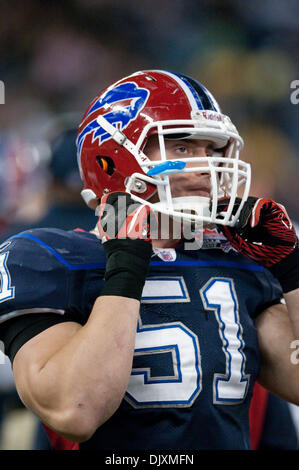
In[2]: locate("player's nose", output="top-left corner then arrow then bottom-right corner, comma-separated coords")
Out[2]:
186,151 -> 210,174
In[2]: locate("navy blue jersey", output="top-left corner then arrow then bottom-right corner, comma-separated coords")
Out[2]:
0,228 -> 282,450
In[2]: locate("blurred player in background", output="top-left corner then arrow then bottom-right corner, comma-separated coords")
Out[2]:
0,70 -> 298,450
0,113 -> 95,243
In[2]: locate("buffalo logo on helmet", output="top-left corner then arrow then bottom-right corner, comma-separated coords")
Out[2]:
77,82 -> 149,158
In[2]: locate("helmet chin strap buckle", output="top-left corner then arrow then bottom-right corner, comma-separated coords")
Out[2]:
112,129 -> 127,146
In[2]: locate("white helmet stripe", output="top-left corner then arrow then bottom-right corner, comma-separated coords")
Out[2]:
152,69 -> 202,112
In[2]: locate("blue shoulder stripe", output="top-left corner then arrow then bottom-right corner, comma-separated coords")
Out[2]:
150,259 -> 264,272
10,233 -> 264,273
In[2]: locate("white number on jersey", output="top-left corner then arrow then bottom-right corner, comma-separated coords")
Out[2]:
0,252 -> 15,303
125,277 -> 249,408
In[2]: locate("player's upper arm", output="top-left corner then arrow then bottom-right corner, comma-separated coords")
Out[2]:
12,320 -> 81,405
255,302 -> 299,405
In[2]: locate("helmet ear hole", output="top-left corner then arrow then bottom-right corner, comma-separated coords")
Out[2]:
96,156 -> 115,176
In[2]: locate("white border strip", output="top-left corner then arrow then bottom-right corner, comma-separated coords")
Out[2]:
152,70 -> 199,112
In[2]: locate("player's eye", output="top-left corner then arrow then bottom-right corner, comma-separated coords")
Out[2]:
175,146 -> 188,154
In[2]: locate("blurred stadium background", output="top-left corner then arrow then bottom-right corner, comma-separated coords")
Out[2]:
0,0 -> 298,449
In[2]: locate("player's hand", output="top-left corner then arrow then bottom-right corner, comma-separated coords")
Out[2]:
217,197 -> 299,293
97,192 -> 157,301
97,191 -> 156,242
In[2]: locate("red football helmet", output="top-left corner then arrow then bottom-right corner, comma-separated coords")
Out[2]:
77,70 -> 251,226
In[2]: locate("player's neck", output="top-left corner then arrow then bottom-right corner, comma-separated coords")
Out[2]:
151,238 -> 182,249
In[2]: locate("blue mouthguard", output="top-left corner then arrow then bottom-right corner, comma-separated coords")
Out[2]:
147,160 -> 186,176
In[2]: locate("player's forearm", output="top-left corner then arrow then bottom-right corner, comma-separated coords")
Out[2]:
24,296 -> 139,441
284,287 -> 299,339
255,298 -> 299,406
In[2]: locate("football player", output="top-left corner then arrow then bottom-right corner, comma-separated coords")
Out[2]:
0,70 -> 298,450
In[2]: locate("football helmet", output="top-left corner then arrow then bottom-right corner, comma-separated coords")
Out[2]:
77,70 -> 251,227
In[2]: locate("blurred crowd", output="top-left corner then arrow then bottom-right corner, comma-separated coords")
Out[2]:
0,0 -> 298,449
0,0 -> 298,230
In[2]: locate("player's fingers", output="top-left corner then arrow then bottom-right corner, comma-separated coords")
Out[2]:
97,191 -> 134,240
249,198 -> 273,228
117,204 -> 152,240
276,203 -> 293,230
